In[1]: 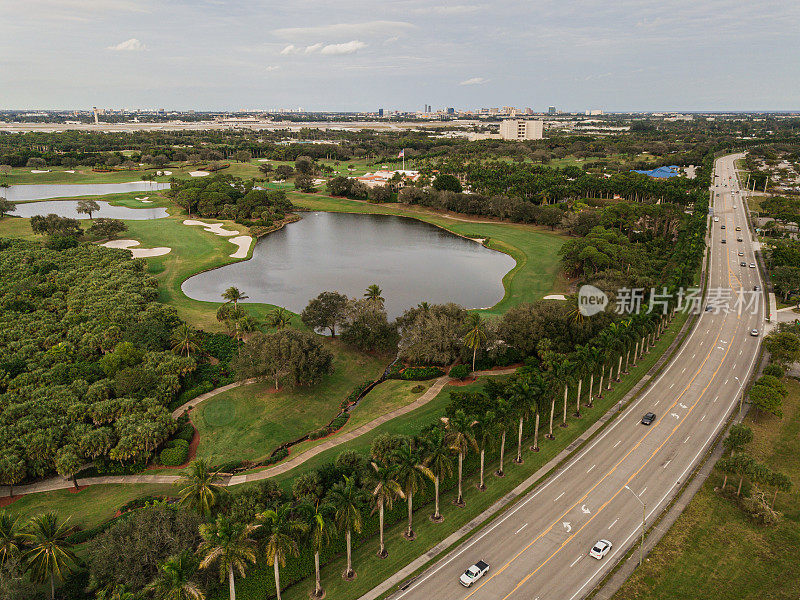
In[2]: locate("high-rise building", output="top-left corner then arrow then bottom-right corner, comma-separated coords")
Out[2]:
548,106 -> 557,115
378,108 -> 384,117
446,107 -> 455,115
499,119 -> 544,141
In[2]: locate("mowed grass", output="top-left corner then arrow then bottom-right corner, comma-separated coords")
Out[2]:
289,193 -> 567,316
193,342 -> 388,464
612,377 -> 800,600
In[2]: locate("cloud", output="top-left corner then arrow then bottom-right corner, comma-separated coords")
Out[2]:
413,4 -> 487,15
304,43 -> 323,54
279,44 -> 297,55
107,38 -> 145,51
265,66 -> 280,72
320,40 -> 367,55
272,21 -> 413,39
459,76 -> 488,85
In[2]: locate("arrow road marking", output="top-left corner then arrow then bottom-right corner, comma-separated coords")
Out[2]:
671,413 -> 680,419
581,505 -> 591,514
563,522 -> 572,533
679,403 -> 688,409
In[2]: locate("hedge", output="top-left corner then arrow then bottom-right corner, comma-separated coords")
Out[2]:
449,364 -> 470,380
399,366 -> 445,380
160,439 -> 189,466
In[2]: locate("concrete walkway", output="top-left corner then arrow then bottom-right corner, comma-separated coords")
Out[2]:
1,369 -> 516,498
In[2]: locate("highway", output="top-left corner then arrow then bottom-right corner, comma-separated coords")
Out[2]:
392,154 -> 763,600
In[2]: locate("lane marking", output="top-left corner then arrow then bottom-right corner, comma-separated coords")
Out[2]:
639,487 -> 647,496
613,440 -> 621,448
554,491 -> 565,502
701,414 -> 706,422
570,555 -> 583,568
663,460 -> 671,469
515,524 -> 528,535
684,436 -> 691,444
608,518 -> 619,529
587,465 -> 595,474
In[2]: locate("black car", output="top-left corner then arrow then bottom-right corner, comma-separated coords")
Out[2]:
641,412 -> 656,426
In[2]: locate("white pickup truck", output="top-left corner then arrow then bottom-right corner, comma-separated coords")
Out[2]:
459,560 -> 490,587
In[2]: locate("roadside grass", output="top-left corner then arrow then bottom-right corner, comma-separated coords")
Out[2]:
193,343 -> 388,464
221,314 -> 687,600
1,484 -> 176,530
612,377 -> 800,600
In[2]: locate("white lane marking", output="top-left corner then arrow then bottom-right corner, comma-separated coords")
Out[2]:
692,353 -> 696,359
613,440 -> 621,449
554,491 -> 565,502
587,465 -> 596,474
654,400 -> 660,406
608,518 -> 619,529
663,460 -> 671,469
669,383 -> 674,389
563,521 -> 572,532
570,555 -> 583,568
684,435 -> 691,444
515,524 -> 528,535
701,414 -> 706,422
724,379 -> 729,385
640,487 -> 647,496
681,367 -> 686,373
581,505 -> 591,514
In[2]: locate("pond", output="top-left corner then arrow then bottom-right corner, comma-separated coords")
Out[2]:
2,182 -> 170,202
11,200 -> 168,220
182,211 -> 516,318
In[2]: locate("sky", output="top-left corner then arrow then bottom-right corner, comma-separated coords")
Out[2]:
0,0 -> 798,112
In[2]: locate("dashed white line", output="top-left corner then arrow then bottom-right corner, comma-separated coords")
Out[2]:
713,396 -> 718,403
613,440 -> 621,448
608,518 -> 619,529
639,487 -> 647,496
663,460 -> 671,469
669,383 -> 674,389
587,464 -> 596,474
515,524 -> 528,535
701,414 -> 706,422
570,555 -> 583,568
554,491 -> 565,502
684,435 -> 691,444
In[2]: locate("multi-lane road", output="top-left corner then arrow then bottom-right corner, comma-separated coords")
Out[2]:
393,154 -> 763,600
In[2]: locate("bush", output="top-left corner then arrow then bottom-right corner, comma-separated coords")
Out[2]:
265,448 -> 289,465
84,458 -> 147,477
386,362 -> 404,379
399,366 -> 445,381
341,379 -> 374,409
411,384 -> 425,393
763,363 -> 784,378
169,380 -> 214,411
174,422 -> 196,443
160,439 -> 189,466
449,364 -> 470,379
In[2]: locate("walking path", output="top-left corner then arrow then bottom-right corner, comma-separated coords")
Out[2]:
2,369 -> 516,498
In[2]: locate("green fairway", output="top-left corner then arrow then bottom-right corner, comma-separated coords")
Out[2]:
192,341 -> 388,464
612,377 -> 800,600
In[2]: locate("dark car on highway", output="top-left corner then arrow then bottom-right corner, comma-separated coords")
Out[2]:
641,412 -> 656,426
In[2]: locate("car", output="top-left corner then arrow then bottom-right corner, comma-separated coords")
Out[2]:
733,205 -> 737,209
740,261 -> 747,267
721,224 -> 726,229
750,263 -> 756,268
704,305 -> 713,312
459,561 -> 490,587
754,285 -> 761,291
750,329 -> 759,337
721,239 -> 726,244
641,412 -> 656,425
738,251 -> 744,256
737,237 -> 743,242
735,226 -> 741,231
590,540 -> 613,560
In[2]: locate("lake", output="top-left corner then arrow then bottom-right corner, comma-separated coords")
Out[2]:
2,182 -> 170,202
182,211 -> 516,318
11,200 -> 168,220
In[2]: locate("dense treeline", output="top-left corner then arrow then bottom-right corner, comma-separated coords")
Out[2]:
0,239 -> 195,484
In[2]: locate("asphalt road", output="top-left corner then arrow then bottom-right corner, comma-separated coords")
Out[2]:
393,154 -> 763,600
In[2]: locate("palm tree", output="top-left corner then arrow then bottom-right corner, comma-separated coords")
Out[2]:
572,345 -> 593,417
586,345 -> 603,407
421,427 -> 453,522
147,551 -> 205,600
368,461 -> 403,557
198,516 -> 258,600
494,398 -> 514,476
474,409 -> 496,491
267,307 -> 292,330
21,512 -> 77,600
554,358 -> 575,428
222,287 -> 249,308
259,503 -> 303,600
507,375 -> 535,462
298,501 -> 334,597
171,324 -> 200,358
462,313 -> 488,373
0,513 -> 23,566
328,475 -> 368,580
444,410 -> 478,506
176,459 -> 226,518
363,284 -> 385,307
393,443 -> 434,539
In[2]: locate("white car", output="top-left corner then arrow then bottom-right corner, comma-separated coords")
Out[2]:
750,263 -> 756,269
459,560 -> 490,587
750,329 -> 760,337
714,216 -> 719,222
590,540 -> 613,559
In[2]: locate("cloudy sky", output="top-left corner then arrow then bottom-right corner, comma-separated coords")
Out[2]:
1,0 -> 798,112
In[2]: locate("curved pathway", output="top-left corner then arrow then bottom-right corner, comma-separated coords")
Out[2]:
2,368 -> 516,498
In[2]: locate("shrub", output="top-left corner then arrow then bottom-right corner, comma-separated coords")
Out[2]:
399,366 -> 445,380
449,364 -> 470,379
386,362 -> 404,379
411,384 -> 425,393
265,448 -> 289,465
174,423 -> 195,443
762,363 -> 784,378
160,439 -> 189,466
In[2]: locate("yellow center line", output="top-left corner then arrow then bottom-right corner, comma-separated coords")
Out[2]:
462,319 -> 729,600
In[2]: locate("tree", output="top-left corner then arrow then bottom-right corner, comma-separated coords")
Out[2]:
259,503 -> 303,600
769,471 -> 792,509
147,552 -> 205,600
30,213 -> 82,237
26,157 -> 47,168
258,163 -> 274,177
198,515 -> 258,600
295,156 -> 314,175
233,150 -> 252,163
76,199 -> 101,219
21,512 -> 77,600
328,475 -> 368,580
463,313 -> 488,373
748,384 -> 784,418
176,459 -> 226,518
301,291 -> 349,337
0,451 -> 26,497
368,185 -> 392,203
54,445 -> 82,490
222,287 -> 249,308
88,217 -> 127,239
398,303 -> 468,365
723,423 -> 753,456
267,307 -> 292,330
364,284 -> 385,307
445,410 -> 478,506
326,176 -> 352,197
294,173 -> 317,193
474,409 -> 496,491
421,427 -> 452,522
763,331 -> 800,365
393,443 -> 434,540
368,461 -> 403,557
297,501 -> 334,598
274,165 -> 294,181
340,298 -> 399,353
432,174 -> 462,193
171,324 -> 201,358
0,513 -> 23,567
0,197 -> 16,218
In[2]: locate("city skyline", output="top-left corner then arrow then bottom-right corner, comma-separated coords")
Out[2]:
1,0 -> 799,112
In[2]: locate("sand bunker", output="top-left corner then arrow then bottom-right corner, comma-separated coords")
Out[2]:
189,171 -> 210,177
30,169 -> 51,173
65,170 -> 75,173
183,219 -> 252,258
134,196 -> 150,201
102,239 -> 171,258
258,158 -> 271,162
543,294 -> 567,301
163,171 -> 172,175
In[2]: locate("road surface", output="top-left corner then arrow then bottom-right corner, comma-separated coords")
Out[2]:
391,154 -> 763,600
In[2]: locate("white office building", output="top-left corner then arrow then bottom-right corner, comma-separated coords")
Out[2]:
499,119 -> 544,140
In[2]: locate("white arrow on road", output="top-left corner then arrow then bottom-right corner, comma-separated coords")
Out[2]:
563,521 -> 572,533
671,413 -> 680,419
679,403 -> 688,409
581,505 -> 591,514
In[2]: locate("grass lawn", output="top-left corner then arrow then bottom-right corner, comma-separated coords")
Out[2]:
612,377 -> 800,600
0,216 -> 36,239
192,342 -> 388,464
1,484 -> 176,531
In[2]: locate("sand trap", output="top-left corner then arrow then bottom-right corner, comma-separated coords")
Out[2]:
141,200 -> 153,203
163,171 -> 172,175
258,159 -> 271,162
183,219 -> 238,236
65,170 -> 75,173
134,196 -> 150,201
102,239 -> 171,258
543,294 -> 567,300
228,235 -> 254,258
312,178 -> 326,186
31,169 -> 50,173
189,171 -> 210,177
